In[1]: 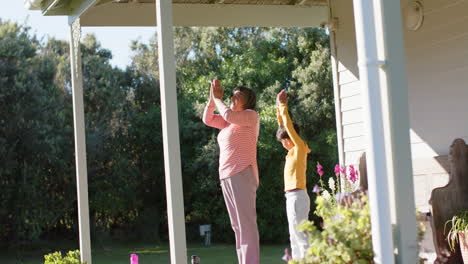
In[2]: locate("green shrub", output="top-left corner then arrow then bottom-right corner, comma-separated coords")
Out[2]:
44,250 -> 86,264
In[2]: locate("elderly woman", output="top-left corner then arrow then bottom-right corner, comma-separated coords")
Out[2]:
202,79 -> 260,264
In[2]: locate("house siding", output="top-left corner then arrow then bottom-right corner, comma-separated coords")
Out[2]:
330,0 -> 364,166
330,0 -> 468,211
405,0 -> 468,211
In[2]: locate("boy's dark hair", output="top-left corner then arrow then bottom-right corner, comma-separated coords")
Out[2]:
234,86 -> 256,110
276,123 -> 301,142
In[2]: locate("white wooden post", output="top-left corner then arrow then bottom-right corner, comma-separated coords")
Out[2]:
330,35 -> 345,169
327,4 -> 346,185
374,0 -> 418,262
155,1 -> 188,264
331,32 -> 347,191
69,18 -> 92,264
352,0 -> 395,263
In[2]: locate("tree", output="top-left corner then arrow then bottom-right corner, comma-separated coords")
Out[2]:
0,21 -> 75,244
131,27 -> 336,242
0,22 -> 336,246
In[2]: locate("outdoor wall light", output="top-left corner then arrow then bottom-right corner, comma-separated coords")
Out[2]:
404,1 -> 424,31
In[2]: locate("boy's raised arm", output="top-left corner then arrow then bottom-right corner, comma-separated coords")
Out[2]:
277,89 -> 302,146
276,90 -> 285,127
278,103 -> 302,146
276,107 -> 283,127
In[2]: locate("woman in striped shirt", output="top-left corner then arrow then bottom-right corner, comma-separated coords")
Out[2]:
202,79 -> 260,264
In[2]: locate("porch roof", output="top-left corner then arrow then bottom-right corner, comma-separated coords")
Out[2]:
24,0 -> 329,27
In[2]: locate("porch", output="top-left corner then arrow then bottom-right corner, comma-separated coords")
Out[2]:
25,0 -> 430,263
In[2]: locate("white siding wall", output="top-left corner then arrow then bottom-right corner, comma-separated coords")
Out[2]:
331,0 -> 468,211
404,0 -> 468,211
330,0 -> 366,168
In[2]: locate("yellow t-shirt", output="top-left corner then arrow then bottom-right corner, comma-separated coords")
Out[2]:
277,103 -> 311,192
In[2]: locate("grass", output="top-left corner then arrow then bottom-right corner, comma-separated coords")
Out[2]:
0,242 -> 288,264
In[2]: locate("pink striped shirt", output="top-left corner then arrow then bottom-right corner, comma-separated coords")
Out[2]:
202,100 -> 259,185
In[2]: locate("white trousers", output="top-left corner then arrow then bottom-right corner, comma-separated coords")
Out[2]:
285,189 -> 310,260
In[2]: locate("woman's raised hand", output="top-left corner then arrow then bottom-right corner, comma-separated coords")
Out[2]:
208,81 -> 215,106
211,79 -> 224,100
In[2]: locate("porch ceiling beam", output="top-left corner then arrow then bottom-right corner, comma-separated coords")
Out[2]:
42,0 -> 61,14
68,0 -> 98,25
40,0 -> 70,15
288,0 -> 317,6
79,3 -> 328,27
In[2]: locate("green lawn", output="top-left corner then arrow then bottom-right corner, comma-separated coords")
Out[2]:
1,242 -> 288,264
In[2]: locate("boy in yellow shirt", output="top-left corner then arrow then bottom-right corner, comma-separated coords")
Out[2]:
276,89 -> 311,260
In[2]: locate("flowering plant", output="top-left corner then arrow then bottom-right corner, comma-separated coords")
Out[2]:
288,163 -> 426,264
292,192 -> 372,264
316,162 -> 359,197
288,163 -> 372,264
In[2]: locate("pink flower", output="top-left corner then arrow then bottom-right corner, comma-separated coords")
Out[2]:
317,163 -> 324,177
130,254 -> 139,264
340,165 -> 346,174
334,164 -> 340,175
349,165 -> 358,183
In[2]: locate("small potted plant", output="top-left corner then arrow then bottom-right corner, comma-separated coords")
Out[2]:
445,210 -> 468,263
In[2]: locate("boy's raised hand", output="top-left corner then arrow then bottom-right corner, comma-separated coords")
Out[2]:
276,89 -> 288,106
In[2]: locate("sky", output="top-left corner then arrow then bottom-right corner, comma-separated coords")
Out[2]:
0,0 -> 157,69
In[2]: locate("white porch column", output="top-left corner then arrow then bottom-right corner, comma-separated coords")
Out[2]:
352,0 -> 395,263
155,1 -> 188,264
374,0 -> 418,262
331,32 -> 346,190
69,18 -> 92,264
327,4 -> 345,182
